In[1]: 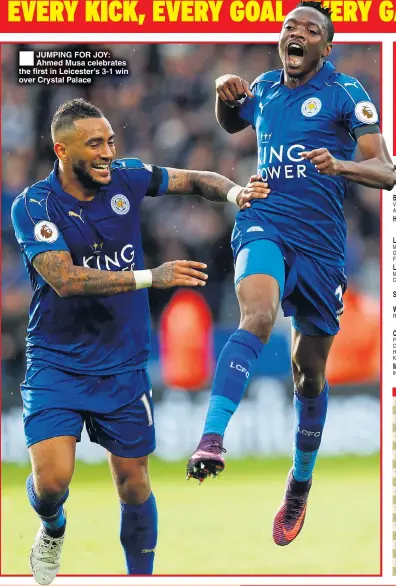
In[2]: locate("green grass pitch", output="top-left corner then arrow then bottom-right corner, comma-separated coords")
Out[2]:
2,455 -> 380,575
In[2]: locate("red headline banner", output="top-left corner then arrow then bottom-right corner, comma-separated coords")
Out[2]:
1,0 -> 396,33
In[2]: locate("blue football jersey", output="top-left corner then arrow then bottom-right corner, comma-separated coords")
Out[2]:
239,61 -> 380,266
11,158 -> 169,375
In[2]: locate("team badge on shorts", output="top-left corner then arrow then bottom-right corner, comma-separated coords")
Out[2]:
354,101 -> 378,124
301,97 -> 322,117
34,221 -> 59,243
111,194 -> 130,215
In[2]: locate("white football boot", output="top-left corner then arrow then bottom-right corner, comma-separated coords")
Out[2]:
30,522 -> 65,585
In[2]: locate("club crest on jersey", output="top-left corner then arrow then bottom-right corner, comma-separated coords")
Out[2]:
90,242 -> 104,255
111,194 -> 130,215
354,101 -> 378,125
34,221 -> 59,243
301,97 -> 322,117
261,133 -> 272,144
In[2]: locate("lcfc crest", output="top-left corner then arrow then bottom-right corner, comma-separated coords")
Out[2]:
301,97 -> 322,117
111,194 -> 130,215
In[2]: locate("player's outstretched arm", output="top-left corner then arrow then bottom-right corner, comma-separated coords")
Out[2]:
32,250 -> 207,297
165,168 -> 270,207
215,74 -> 252,134
300,134 -> 395,191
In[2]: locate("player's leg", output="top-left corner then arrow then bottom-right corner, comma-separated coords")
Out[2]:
22,364 -> 87,585
108,453 -> 157,575
273,329 -> 334,546
85,370 -> 157,575
187,239 -> 285,482
28,435 -> 76,533
27,433 -> 78,585
272,253 -> 345,546
291,328 -> 334,479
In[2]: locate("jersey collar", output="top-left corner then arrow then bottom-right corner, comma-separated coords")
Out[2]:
48,160 -> 78,205
48,160 -> 107,205
307,61 -> 335,89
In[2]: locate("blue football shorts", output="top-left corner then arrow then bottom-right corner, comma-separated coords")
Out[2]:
233,231 -> 347,337
21,366 -> 155,458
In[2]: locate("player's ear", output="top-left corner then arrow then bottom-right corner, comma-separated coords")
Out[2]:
322,43 -> 333,58
54,142 -> 69,162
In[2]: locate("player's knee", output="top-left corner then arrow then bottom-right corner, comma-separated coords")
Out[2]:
240,308 -> 275,343
35,473 -> 70,502
114,460 -> 151,505
117,476 -> 151,505
293,363 -> 325,398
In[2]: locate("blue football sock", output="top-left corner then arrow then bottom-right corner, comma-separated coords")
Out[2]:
293,381 -> 329,482
120,493 -> 158,575
26,473 -> 68,535
203,329 -> 263,437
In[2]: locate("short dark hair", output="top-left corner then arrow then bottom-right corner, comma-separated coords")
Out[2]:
51,98 -> 103,142
296,1 -> 334,42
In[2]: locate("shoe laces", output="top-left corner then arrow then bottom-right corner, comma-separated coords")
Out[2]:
36,534 -> 62,563
284,492 -> 307,523
207,442 -> 227,454
203,440 -> 227,455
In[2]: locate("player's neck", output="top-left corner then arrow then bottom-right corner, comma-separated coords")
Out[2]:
283,61 -> 324,89
58,167 -> 96,201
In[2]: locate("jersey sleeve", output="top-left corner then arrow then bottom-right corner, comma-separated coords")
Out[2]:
112,158 -> 169,203
238,94 -> 256,127
337,77 -> 380,139
11,191 -> 70,264
238,77 -> 261,127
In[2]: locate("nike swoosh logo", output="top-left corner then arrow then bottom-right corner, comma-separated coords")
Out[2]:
282,504 -> 306,541
344,82 -> 358,87
141,548 -> 155,554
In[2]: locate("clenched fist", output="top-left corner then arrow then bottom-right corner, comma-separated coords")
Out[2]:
216,74 -> 253,108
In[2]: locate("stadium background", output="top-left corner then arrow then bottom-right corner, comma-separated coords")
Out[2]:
2,43 -> 380,574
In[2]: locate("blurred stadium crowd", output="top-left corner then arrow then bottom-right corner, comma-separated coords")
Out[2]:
2,43 -> 381,408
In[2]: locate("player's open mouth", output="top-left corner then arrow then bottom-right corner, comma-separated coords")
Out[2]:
287,43 -> 305,67
92,163 -> 110,177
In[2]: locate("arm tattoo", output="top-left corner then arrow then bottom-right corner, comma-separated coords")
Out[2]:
33,250 -> 137,297
166,168 -> 237,202
33,250 -> 66,293
167,169 -> 188,194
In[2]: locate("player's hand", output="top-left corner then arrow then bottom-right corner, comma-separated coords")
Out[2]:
151,261 -> 208,289
299,148 -> 341,176
237,175 -> 271,210
216,74 -> 253,107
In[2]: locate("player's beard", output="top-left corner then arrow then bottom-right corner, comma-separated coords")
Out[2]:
72,160 -> 111,189
285,59 -> 320,84
286,52 -> 324,83
289,73 -> 302,84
